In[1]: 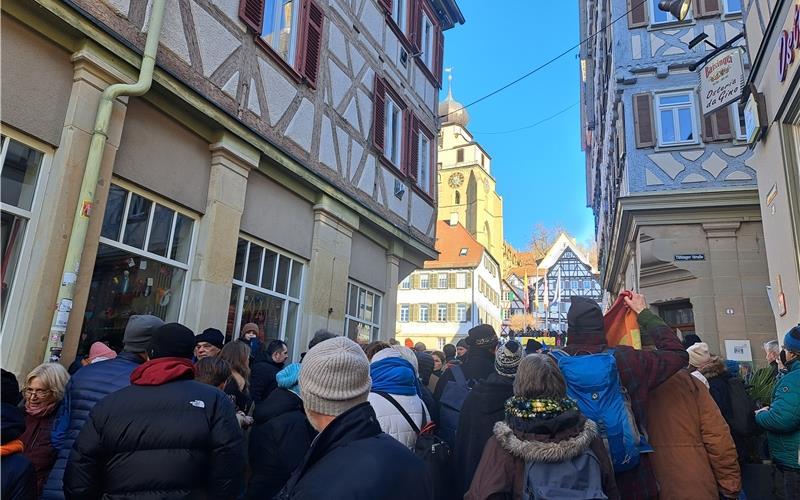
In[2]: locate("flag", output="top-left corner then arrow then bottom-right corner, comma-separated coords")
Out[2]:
604,290 -> 642,349
533,278 -> 539,311
523,272 -> 530,312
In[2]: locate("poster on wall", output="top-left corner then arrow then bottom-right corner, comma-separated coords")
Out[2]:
699,48 -> 745,115
724,339 -> 753,362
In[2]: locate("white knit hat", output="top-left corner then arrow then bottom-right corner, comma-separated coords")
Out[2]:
300,337 -> 371,417
687,342 -> 711,368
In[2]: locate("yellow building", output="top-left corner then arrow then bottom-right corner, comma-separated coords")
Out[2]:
437,87 -> 506,272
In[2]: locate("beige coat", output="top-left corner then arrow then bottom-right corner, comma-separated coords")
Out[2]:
647,370 -> 741,499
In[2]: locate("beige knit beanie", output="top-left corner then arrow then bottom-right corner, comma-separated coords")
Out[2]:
687,342 -> 711,368
300,337 -> 371,417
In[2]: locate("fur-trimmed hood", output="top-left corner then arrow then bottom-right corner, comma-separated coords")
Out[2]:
699,356 -> 728,379
493,418 -> 598,463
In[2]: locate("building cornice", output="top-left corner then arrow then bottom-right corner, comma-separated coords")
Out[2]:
602,187 -> 761,290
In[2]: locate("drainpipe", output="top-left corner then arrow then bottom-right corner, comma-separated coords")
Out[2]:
44,0 -> 168,362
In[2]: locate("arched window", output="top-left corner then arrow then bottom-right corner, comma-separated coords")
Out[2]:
455,191 -> 461,204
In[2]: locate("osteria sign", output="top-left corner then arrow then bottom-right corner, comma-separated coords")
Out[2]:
699,48 -> 744,115
779,4 -> 800,82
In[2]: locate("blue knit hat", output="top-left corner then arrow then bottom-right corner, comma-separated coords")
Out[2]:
277,362 -> 301,395
784,325 -> 800,353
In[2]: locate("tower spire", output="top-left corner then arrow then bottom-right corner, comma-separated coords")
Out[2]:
445,67 -> 454,101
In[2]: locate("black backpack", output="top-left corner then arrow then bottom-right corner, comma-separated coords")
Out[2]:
377,392 -> 452,497
727,376 -> 758,436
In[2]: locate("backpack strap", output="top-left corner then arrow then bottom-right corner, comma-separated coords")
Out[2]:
376,392 -> 421,434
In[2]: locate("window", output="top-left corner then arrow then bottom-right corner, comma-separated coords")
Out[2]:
459,248 -> 468,256
584,279 -> 591,289
419,273 -> 430,289
1,135 -> 47,321
457,303 -> 467,322
724,0 -> 742,15
572,280 -> 579,290
454,191 -> 461,204
226,237 -> 305,356
392,0 -> 407,31
656,92 -> 698,146
438,273 -> 448,289
456,148 -> 464,163
456,272 -> 467,289
384,94 -> 403,166
417,134 -> 432,194
400,276 -> 411,289
502,309 -> 510,320
345,282 -> 382,344
82,183 -> 196,354
420,11 -> 434,68
419,304 -> 429,322
437,303 -> 447,322
399,304 -> 410,322
240,0 -> 324,87
650,0 -> 690,24
734,102 -> 747,140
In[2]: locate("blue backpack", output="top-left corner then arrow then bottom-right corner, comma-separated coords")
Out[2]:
437,365 -> 477,446
550,349 -> 652,472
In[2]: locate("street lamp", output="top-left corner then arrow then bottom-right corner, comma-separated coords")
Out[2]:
658,0 -> 692,21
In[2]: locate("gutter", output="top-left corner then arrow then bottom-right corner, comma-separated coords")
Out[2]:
44,0 -> 167,362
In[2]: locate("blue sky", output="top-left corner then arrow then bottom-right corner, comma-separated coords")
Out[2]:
442,1 -> 594,250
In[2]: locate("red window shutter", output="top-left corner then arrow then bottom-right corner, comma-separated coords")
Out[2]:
373,76 -> 386,151
692,0 -> 705,17
698,0 -> 721,17
627,0 -> 648,28
239,0 -> 265,33
714,106 -> 733,139
410,0 -> 422,50
435,29 -> 444,85
379,0 -> 392,13
632,93 -> 655,148
297,0 -> 324,88
701,111 -> 715,142
408,115 -> 420,179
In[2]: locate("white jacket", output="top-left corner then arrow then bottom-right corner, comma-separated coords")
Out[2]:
368,391 -> 429,449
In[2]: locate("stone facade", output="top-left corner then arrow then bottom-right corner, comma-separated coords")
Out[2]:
0,0 -> 463,376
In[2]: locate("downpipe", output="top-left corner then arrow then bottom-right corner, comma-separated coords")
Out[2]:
44,0 -> 168,362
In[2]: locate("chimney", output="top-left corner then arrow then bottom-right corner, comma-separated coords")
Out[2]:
449,212 -> 459,226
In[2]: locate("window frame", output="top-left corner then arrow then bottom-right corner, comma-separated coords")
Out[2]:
437,272 -> 448,289
437,303 -> 447,322
723,0 -> 742,15
655,91 -> 700,147
399,303 -> 410,322
0,132 -> 53,334
419,273 -> 430,289
419,303 -> 429,322
420,9 -> 434,68
259,0 -> 302,68
649,0 -> 692,26
229,234 -> 306,356
456,272 -> 467,289
413,120 -> 436,200
384,92 -> 404,167
344,280 -> 383,344
400,276 -> 411,289
413,0 -> 443,87
457,303 -> 467,322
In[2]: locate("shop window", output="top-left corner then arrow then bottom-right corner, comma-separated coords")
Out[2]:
1,135 -> 46,321
345,281 -> 382,344
227,236 -> 305,356
81,184 -> 196,355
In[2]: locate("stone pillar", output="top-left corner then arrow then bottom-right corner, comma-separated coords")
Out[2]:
23,43 -> 133,373
300,195 -> 358,349
381,248 -> 401,340
703,222 -> 746,354
182,135 -> 257,334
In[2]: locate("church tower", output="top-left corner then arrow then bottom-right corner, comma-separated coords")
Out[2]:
437,78 -> 506,272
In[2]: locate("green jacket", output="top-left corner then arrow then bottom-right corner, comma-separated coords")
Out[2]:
756,360 -> 800,469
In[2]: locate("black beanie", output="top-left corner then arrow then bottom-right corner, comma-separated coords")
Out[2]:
567,296 -> 604,337
148,323 -> 196,359
196,328 -> 224,350
415,351 -> 434,385
1,369 -> 22,406
467,324 -> 498,348
681,334 -> 702,349
525,339 -> 543,354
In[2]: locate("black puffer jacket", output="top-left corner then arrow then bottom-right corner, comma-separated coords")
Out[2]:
277,402 -> 432,499
454,372 -> 515,496
247,388 -> 316,499
249,353 -> 284,403
64,379 -> 245,499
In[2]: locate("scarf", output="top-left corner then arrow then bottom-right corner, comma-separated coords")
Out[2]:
505,396 -> 578,420
131,357 -> 194,386
25,399 -> 57,417
370,357 -> 419,396
0,439 -> 23,456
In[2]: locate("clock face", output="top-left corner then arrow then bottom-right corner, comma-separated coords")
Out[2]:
448,172 -> 464,188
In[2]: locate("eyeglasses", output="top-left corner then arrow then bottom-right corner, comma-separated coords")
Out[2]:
24,388 -> 52,397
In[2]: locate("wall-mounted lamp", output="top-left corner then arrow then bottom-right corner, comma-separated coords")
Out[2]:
657,0 -> 691,21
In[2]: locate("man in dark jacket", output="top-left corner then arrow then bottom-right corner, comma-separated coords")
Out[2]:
247,363 -> 316,499
434,324 -> 498,401
2,369 -> 35,500
564,293 -> 688,500
64,322 -> 245,499
250,339 -> 288,402
43,315 -> 163,500
454,340 -> 523,497
277,337 -> 432,499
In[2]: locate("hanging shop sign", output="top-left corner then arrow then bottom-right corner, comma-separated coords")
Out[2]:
778,3 -> 800,82
744,87 -> 767,143
699,48 -> 745,115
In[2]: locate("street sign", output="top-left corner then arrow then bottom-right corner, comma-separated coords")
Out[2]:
674,254 -> 705,261
699,48 -> 745,115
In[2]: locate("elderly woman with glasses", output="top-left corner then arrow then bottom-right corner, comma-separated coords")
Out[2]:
20,362 -> 69,497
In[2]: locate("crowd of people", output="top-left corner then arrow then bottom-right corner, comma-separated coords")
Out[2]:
1,292 -> 798,499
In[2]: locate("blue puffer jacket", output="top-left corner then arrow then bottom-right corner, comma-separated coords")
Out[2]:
756,359 -> 800,469
41,352 -> 145,499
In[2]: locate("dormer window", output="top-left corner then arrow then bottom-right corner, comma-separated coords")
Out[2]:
459,248 -> 468,256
